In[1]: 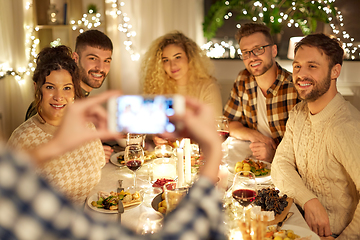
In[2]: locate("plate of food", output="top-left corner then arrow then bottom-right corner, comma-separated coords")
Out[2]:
110,151 -> 156,168
229,158 -> 271,177
266,224 -> 320,240
87,189 -> 142,213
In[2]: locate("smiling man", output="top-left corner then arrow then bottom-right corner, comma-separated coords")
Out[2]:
271,34 -> 360,239
223,23 -> 299,162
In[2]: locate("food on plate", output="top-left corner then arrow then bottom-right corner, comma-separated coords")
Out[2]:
265,225 -> 301,240
152,178 -> 174,188
234,158 -> 270,176
91,190 -> 141,210
117,151 -> 156,165
254,188 -> 288,216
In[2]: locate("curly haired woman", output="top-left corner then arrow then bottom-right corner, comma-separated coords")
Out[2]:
7,45 -> 105,205
141,31 -> 222,116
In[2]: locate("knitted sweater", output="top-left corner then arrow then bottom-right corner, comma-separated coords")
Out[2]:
178,79 -> 223,116
7,114 -> 105,205
271,93 -> 360,239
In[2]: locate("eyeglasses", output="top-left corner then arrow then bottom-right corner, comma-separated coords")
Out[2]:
240,44 -> 273,60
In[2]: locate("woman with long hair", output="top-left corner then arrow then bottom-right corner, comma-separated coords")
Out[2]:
141,31 -> 222,116
7,45 -> 105,205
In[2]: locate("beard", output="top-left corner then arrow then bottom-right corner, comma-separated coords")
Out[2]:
78,64 -> 107,89
295,70 -> 331,102
247,58 -> 274,77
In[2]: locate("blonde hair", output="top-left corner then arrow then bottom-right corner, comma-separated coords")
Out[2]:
141,31 -> 214,97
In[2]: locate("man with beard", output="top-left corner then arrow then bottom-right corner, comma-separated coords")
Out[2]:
271,34 -> 360,239
223,23 -> 299,163
25,30 -> 114,160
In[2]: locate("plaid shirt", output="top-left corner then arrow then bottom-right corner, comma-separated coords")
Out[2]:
0,146 -> 226,240
223,62 -> 300,145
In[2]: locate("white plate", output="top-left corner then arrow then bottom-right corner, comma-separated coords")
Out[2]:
110,151 -> 125,168
276,224 -> 320,240
87,190 -> 142,214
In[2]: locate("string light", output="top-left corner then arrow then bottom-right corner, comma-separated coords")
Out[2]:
70,12 -> 102,33
106,0 -> 139,61
202,0 -> 359,59
0,1 -> 39,81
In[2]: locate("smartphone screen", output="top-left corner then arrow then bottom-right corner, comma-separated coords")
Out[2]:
111,95 -> 181,134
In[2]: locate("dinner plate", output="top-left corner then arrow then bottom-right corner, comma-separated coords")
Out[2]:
110,151 -> 125,168
87,190 -> 142,214
227,160 -> 272,185
271,224 -> 320,240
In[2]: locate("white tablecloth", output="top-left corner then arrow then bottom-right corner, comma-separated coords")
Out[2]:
84,141 -> 310,232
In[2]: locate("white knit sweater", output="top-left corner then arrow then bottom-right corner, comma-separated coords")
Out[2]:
272,93 -> 360,239
7,114 -> 105,205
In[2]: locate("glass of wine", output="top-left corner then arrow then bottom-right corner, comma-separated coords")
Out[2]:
215,116 -> 230,159
124,143 -> 144,190
231,171 -> 257,221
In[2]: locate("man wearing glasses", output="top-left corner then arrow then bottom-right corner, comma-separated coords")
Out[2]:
223,23 -> 299,163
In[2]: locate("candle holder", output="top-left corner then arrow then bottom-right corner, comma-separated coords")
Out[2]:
152,158 -> 177,181
154,145 -> 173,158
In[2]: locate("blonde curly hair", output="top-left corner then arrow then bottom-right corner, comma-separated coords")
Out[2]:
141,31 -> 214,97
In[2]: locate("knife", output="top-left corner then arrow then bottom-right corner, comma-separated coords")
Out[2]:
117,180 -> 124,222
276,212 -> 294,231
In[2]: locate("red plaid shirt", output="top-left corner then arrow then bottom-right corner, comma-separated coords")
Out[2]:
223,63 -> 300,145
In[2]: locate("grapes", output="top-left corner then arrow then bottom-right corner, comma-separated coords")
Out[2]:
254,188 -> 288,216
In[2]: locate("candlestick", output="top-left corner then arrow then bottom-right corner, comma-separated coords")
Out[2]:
184,138 -> 191,184
176,149 -> 184,187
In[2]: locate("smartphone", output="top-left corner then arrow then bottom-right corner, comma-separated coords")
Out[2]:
108,94 -> 185,134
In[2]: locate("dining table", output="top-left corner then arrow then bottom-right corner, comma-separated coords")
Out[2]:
84,138 -> 313,236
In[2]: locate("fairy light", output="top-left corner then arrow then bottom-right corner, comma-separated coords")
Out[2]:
203,0 -> 359,59
0,1 -> 39,81
105,0 -> 139,61
69,12 -> 102,32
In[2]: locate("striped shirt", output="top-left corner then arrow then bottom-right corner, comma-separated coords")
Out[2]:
223,62 -> 300,145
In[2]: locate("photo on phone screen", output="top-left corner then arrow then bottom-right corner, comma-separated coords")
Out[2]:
109,95 -> 183,134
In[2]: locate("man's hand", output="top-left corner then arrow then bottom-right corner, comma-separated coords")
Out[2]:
249,141 -> 275,162
103,145 -> 113,163
304,198 -> 332,237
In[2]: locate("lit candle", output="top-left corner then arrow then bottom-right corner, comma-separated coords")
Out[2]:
184,138 -> 191,184
176,148 -> 184,187
152,158 -> 177,180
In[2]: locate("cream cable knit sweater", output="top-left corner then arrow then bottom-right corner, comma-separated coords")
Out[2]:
272,93 -> 360,239
7,114 -> 105,205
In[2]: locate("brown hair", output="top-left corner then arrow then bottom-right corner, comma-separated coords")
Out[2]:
33,45 -> 83,113
235,23 -> 274,44
75,29 -> 113,54
295,33 -> 344,68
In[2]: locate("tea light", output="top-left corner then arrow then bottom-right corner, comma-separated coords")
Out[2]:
152,158 -> 177,180
155,145 -> 173,158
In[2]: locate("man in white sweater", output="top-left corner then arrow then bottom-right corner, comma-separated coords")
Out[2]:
271,33 -> 360,240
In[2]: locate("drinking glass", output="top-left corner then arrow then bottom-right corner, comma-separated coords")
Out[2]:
126,133 -> 146,148
136,211 -> 163,235
230,171 -> 257,221
124,143 -> 144,190
215,116 -> 230,159
164,182 -> 189,214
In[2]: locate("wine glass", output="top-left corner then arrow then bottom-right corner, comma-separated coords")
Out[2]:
124,143 -> 144,190
136,211 -> 163,234
231,171 -> 257,221
215,116 -> 230,159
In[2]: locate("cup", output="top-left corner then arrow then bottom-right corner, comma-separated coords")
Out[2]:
136,211 -> 163,235
164,182 -> 189,214
152,158 -> 177,181
154,145 -> 173,158
140,187 -> 162,208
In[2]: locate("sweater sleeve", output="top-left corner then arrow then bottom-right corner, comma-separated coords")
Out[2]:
199,80 -> 223,117
331,118 -> 360,240
271,108 -> 317,208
